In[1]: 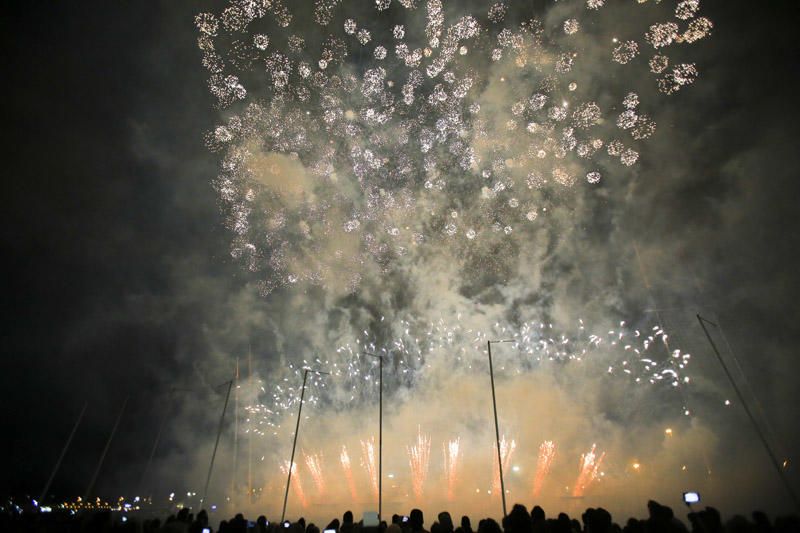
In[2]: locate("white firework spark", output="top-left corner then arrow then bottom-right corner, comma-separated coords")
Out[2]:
195,1 -> 713,294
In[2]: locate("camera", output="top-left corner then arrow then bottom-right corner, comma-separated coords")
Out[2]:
683,491 -> 700,504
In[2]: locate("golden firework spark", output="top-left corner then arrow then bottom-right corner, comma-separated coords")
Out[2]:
532,440 -> 556,498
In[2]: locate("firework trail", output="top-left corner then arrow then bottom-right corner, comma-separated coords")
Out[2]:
280,461 -> 308,508
361,437 -> 379,498
492,435 -> 517,496
304,451 -> 325,496
340,445 -> 358,502
572,444 -> 606,497
442,437 -> 461,501
407,427 -> 431,500
532,440 -> 556,498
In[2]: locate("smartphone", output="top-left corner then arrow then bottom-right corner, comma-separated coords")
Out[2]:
203,528 -> 211,533
121,516 -> 128,523
683,491 -> 700,504
324,529 -> 337,533
283,521 -> 292,529
401,516 -> 409,523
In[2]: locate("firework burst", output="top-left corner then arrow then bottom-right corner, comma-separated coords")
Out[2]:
197,1 -> 714,295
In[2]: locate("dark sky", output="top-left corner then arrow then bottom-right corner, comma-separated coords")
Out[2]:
2,0 -> 800,515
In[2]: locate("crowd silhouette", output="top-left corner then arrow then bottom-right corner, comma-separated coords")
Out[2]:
1,500 -> 798,533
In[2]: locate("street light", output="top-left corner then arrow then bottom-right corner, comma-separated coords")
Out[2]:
363,352 -> 384,521
487,339 -> 514,518
697,315 -> 799,510
281,368 -> 329,522
202,380 -> 235,509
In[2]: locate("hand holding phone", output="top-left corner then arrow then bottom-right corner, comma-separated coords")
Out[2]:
683,491 -> 700,504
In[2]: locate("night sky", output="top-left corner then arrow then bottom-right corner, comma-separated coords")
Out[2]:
3,0 -> 800,519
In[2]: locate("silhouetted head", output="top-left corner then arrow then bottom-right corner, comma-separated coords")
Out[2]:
409,509 -> 424,531
343,512 -> 354,525
477,518 -> 502,533
585,507 -> 613,533
531,506 -> 545,523
461,516 -> 471,531
387,525 -> 402,533
438,512 -> 454,533
507,504 -> 532,533
326,519 -> 341,531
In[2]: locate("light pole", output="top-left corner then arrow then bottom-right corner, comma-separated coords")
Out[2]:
487,339 -> 514,518
697,315 -> 799,510
281,368 -> 329,523
202,379 -> 234,509
363,352 -> 384,521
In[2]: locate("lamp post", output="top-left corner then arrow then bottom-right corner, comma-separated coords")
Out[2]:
281,368 -> 329,522
363,352 -> 384,521
202,379 -> 234,509
697,315 -> 799,510
487,339 -> 514,518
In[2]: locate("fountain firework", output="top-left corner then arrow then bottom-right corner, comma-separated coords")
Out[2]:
443,438 -> 461,501
492,435 -> 516,496
340,445 -> 358,502
532,440 -> 556,498
280,461 -> 307,509
572,444 -> 606,497
304,451 -> 325,496
408,427 -> 432,501
361,437 -> 379,498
